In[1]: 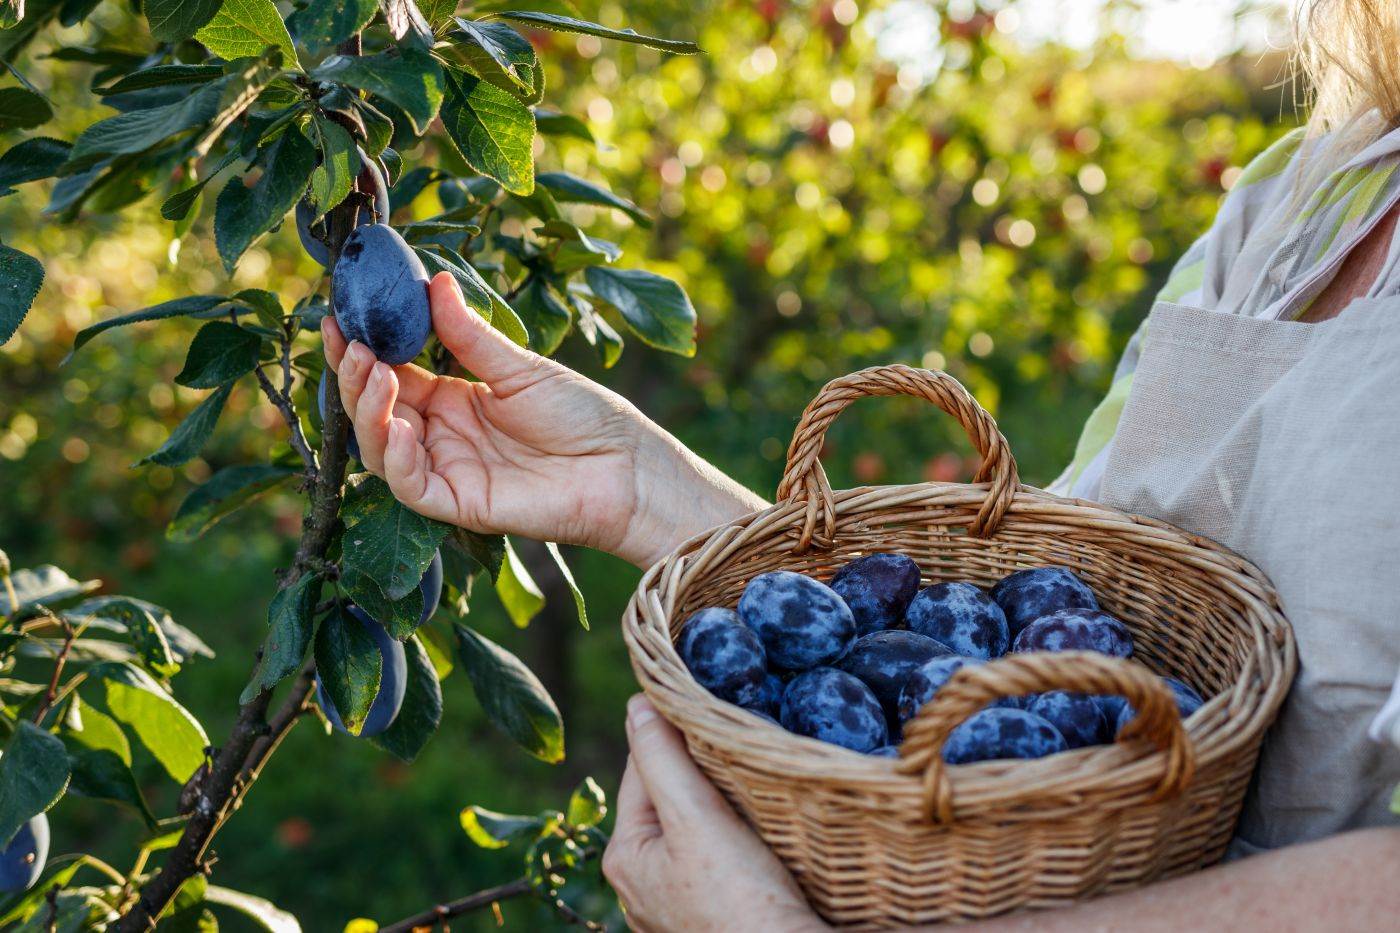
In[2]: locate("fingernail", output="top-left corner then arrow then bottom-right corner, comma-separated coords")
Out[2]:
346,341 -> 369,368
370,362 -> 389,387
627,695 -> 656,730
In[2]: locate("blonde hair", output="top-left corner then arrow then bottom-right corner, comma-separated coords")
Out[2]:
1294,0 -> 1400,133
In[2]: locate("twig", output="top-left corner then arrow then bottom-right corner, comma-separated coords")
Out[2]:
253,365 -> 317,473
0,548 -> 18,617
33,609 -> 75,724
377,877 -> 534,933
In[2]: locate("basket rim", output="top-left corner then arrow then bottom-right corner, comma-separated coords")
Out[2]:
622,479 -> 1297,820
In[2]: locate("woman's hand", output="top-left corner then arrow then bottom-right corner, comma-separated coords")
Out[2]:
323,272 -> 765,567
603,696 -> 824,933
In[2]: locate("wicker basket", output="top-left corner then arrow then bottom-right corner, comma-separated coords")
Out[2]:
622,365 -> 1296,928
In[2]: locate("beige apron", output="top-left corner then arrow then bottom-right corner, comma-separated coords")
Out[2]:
1097,297 -> 1400,855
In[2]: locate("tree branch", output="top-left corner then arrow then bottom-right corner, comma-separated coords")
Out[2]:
32,608 -> 74,725
253,365 -> 317,473
377,877 -> 534,933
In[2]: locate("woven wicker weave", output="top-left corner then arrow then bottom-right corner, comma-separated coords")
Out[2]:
621,365 -> 1296,928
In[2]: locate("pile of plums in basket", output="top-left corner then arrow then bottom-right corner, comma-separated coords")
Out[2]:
676,557 -> 1204,763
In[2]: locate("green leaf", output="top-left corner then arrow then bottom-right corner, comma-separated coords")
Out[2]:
175,321 -> 262,388
65,294 -> 226,361
169,464 -> 297,542
454,624 -> 563,762
545,542 -> 587,631
195,0 -> 298,66
287,0 -> 377,52
146,0 -> 222,42
69,81 -> 223,164
340,571 -> 422,641
488,11 -> 701,54
69,595 -> 214,662
232,286 -> 284,328
98,64 -> 226,96
418,0 -> 459,27
214,126 -> 316,272
136,382 -> 234,468
413,245 -> 529,347
0,722 -> 69,847
0,243 -> 42,346
538,217 -> 620,273
378,0 -> 434,46
102,598 -> 180,679
314,49 -> 444,134
314,603 -> 381,735
585,266 -> 696,356
454,19 -> 539,98
4,565 -> 99,618
306,113 -> 358,217
241,573 -> 319,703
0,87 -> 52,131
0,137 -> 71,196
570,292 -> 623,367
92,662 -> 209,782
511,278 -> 570,355
495,538 -> 543,628
0,0 -> 20,29
443,527 -> 504,581
369,635 -> 442,761
537,171 -> 650,226
203,886 -> 302,933
566,776 -> 605,828
440,68 -> 534,195
60,696 -> 158,827
459,805 -> 548,849
340,473 -> 450,600
533,108 -> 593,144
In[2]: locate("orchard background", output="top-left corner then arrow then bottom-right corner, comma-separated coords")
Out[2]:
0,0 -> 1292,929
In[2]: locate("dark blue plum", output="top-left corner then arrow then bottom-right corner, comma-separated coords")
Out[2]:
1111,676 -> 1207,737
991,566 -> 1098,638
297,147 -> 391,266
738,571 -> 855,671
1025,691 -> 1107,749
896,655 -> 1020,725
868,745 -> 901,759
315,605 -> 408,737
829,553 -> 921,636
332,223 -> 432,365
780,667 -> 888,753
677,608 -> 768,707
419,550 -> 443,624
743,672 -> 786,718
941,708 -> 1068,764
1095,694 -> 1129,736
0,813 -> 48,892
318,369 -> 361,461
836,630 -> 952,730
905,582 -> 1010,659
1011,607 -> 1133,658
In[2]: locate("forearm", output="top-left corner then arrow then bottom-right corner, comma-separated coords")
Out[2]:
618,425 -> 769,568
962,827 -> 1400,933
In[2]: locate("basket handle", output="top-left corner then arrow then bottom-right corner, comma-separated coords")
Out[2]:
896,651 -> 1196,824
775,365 -> 1019,551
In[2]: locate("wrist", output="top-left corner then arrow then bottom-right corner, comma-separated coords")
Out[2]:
616,426 -> 767,568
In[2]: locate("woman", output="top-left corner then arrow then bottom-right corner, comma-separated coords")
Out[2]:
323,1 -> 1400,926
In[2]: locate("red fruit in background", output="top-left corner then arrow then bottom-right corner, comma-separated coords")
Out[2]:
1201,157 -> 1227,186
853,451 -> 886,483
808,117 -> 830,148
277,817 -> 313,849
923,452 -> 964,483
1033,83 -> 1055,107
747,241 -> 771,267
755,0 -> 782,25
928,127 -> 950,155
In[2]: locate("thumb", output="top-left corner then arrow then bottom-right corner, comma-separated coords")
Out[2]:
428,271 -> 539,386
624,695 -> 731,832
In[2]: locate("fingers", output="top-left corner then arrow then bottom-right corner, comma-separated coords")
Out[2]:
429,271 -> 544,387
321,316 -> 348,369
624,695 -> 731,832
382,417 -> 457,523
603,759 -> 663,925
351,362 -> 398,473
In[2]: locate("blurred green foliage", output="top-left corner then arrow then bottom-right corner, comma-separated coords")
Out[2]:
0,0 -> 1290,927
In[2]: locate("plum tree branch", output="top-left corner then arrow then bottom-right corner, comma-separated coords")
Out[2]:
31,607 -> 74,724
253,364 -> 317,473
377,877 -> 533,933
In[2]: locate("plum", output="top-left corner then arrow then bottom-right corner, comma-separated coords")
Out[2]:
905,581 -> 1010,659
896,654 -> 1019,726
1011,607 -> 1133,658
738,571 -> 855,671
1111,675 -> 1206,737
315,605 -> 408,737
780,667 -> 888,753
676,607 -> 768,707
743,672 -> 786,719
991,566 -> 1098,638
1024,691 -> 1106,749
941,708 -> 1067,764
0,812 -> 48,893
419,550 -> 443,624
331,223 -> 432,365
835,630 -> 952,732
318,369 -> 361,461
297,147 -> 391,266
829,552 -> 921,636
